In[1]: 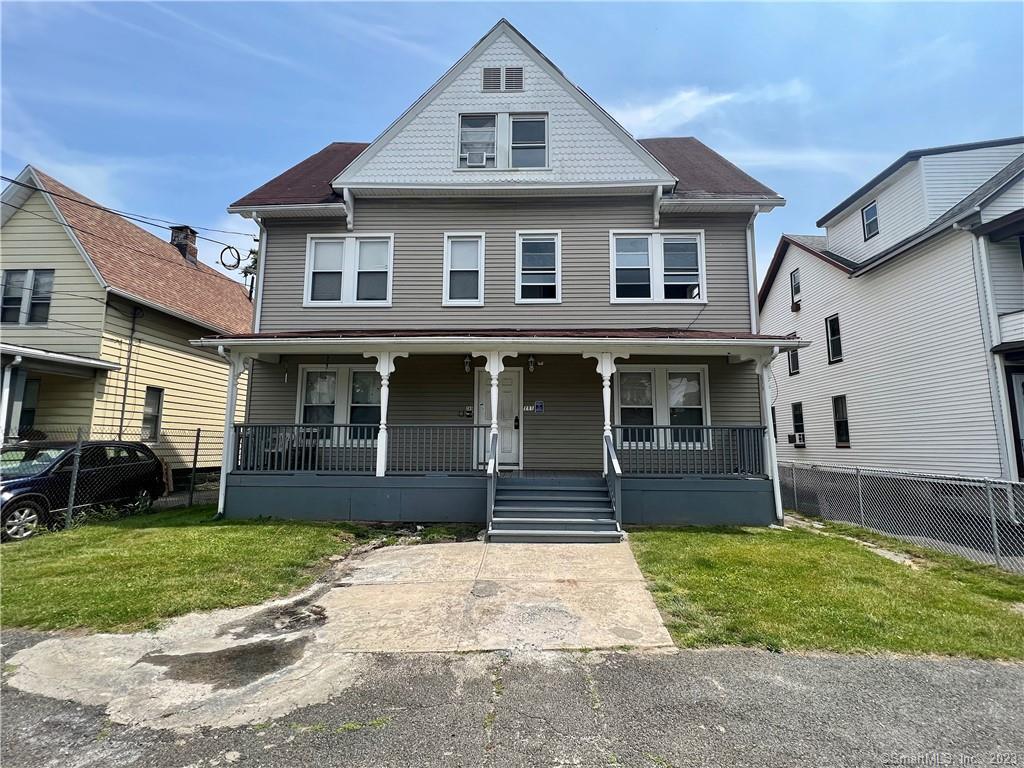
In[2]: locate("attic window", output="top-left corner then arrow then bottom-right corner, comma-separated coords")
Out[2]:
482,66 -> 524,92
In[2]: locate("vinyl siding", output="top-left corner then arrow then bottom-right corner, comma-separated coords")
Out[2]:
258,198 -> 753,332
245,352 -> 762,472
92,300 -> 247,443
0,190 -> 106,357
825,163 -> 928,263
922,145 -> 1024,220
981,175 -> 1024,224
760,230 -> 1005,477
28,373 -> 96,432
988,237 -> 1024,316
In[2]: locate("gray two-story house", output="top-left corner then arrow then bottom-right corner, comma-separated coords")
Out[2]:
200,20 -> 803,541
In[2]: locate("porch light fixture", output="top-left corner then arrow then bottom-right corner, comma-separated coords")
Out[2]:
464,355 -> 472,374
528,354 -> 535,373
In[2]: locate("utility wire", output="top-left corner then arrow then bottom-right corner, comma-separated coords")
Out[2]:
1,175 -> 255,239
0,200 -> 250,291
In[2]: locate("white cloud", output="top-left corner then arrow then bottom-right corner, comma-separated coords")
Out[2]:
722,146 -> 892,180
893,35 -> 976,81
317,11 -> 450,66
610,79 -> 812,136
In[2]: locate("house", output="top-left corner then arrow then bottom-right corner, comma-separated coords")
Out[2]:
759,137 -> 1024,481
0,166 -> 253,466
200,19 -> 804,541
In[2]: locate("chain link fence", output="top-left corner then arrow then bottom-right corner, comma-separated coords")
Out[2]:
2,425 -> 225,538
779,461 -> 1024,573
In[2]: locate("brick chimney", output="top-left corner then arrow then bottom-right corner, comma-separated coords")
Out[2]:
170,225 -> 198,263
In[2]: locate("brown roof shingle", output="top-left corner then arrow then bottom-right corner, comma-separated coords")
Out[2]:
33,168 -> 253,335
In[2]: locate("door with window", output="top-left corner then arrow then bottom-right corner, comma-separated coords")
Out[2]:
476,369 -> 522,467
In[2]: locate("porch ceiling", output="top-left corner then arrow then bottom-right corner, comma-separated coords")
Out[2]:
193,327 -> 805,358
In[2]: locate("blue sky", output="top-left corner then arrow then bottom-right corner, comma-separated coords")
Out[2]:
3,2 -> 1022,284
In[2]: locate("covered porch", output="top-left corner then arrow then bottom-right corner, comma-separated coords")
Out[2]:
199,330 -> 803,539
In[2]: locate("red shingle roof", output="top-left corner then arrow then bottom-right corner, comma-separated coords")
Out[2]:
229,138 -> 777,208
33,168 -> 253,335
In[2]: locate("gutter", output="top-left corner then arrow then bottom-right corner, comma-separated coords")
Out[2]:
851,206 -> 981,277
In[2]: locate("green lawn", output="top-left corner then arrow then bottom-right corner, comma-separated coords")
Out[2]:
0,507 -> 474,633
629,523 -> 1024,660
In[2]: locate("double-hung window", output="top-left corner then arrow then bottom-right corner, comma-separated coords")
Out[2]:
862,201 -> 879,240
825,314 -> 843,363
615,366 -> 710,446
297,365 -> 381,440
444,233 -> 485,306
510,115 -> 546,168
141,387 -> 163,442
610,231 -> 705,303
1,269 -> 54,325
459,115 -> 497,168
788,348 -> 800,376
304,235 -> 393,306
790,268 -> 801,306
832,395 -> 850,448
791,402 -> 805,436
516,231 -> 560,302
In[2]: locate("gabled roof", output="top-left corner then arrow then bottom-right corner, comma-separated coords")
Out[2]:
333,19 -> 675,190
816,136 -> 1024,227
3,166 -> 253,335
757,234 -> 857,311
230,137 -> 778,210
851,151 -> 1024,276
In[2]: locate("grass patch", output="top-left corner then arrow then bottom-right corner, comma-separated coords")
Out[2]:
0,506 -> 382,633
629,524 -> 1024,659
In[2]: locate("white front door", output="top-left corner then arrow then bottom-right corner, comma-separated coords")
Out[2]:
477,369 -> 522,467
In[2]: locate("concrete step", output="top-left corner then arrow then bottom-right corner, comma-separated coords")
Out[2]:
488,529 -> 623,543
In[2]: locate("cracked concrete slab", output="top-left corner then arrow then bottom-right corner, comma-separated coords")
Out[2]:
3,539 -> 670,733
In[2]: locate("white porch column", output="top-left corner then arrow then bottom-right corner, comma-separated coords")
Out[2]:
471,350 -> 518,436
583,351 -> 629,475
364,351 -> 408,477
0,355 -> 22,439
756,353 -> 784,523
216,349 -> 249,517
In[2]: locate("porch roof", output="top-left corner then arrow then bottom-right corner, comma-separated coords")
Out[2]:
1,342 -> 121,376
193,327 -> 805,357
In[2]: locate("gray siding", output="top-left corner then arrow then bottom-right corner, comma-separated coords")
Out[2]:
257,198 -> 754,332
246,352 -> 762,472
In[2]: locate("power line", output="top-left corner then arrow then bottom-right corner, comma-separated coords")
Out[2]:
0,200 -> 250,291
1,175 -> 256,239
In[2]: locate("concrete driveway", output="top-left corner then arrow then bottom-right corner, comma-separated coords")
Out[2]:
329,540 -> 672,651
2,539 -> 670,733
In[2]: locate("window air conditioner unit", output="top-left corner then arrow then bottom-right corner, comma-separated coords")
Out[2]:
466,152 -> 487,168
789,432 -> 806,447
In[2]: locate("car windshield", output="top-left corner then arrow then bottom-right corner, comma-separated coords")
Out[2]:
1,446 -> 67,479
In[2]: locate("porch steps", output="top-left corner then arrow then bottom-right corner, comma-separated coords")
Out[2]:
489,475 -> 621,543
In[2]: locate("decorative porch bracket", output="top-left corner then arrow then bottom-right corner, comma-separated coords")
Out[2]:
755,347 -> 784,523
470,350 -> 519,436
582,351 -> 630,475
364,351 -> 409,477
217,347 -> 252,516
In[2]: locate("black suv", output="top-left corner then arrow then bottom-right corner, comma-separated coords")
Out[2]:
1,440 -> 166,541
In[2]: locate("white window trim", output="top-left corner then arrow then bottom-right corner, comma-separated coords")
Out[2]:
302,233 -> 394,308
790,268 -> 801,304
608,230 -> 708,305
515,230 -> 561,304
614,364 -> 711,448
2,267 -> 53,326
509,113 -> 548,170
456,113 -> 498,170
295,364 -> 380,444
826,314 -> 843,363
862,201 -> 879,240
443,232 -> 486,306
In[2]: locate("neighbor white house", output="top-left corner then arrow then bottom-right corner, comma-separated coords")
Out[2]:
759,137 -> 1024,480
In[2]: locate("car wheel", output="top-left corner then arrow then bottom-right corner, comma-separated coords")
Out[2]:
130,487 -> 153,514
2,500 -> 44,542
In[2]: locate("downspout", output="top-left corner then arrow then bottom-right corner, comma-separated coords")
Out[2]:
252,217 -> 267,333
116,307 -> 144,440
757,346 -> 784,523
1,355 -> 23,439
964,228 -> 1018,480
745,206 -> 761,333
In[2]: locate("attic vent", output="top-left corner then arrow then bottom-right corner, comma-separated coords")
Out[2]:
482,67 -> 502,91
503,66 -> 524,91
